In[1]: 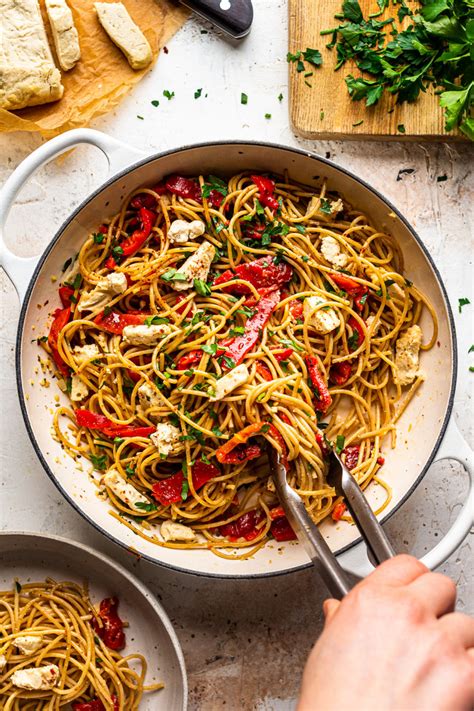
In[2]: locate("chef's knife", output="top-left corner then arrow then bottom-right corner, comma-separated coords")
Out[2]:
179,0 -> 253,39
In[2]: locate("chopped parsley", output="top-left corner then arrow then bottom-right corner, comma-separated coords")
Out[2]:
163,90 -> 175,100
280,338 -> 304,352
93,233 -> 105,244
194,279 -> 212,296
125,465 -> 135,478
181,479 -> 189,501
348,330 -> 360,350
241,92 -> 248,105
287,47 -> 323,73
376,278 -> 396,297
219,355 -> 236,370
278,93 -> 284,101
458,297 -> 470,313
397,124 -> 406,134
151,99 -> 160,107
144,316 -> 169,326
352,119 -> 364,127
319,198 -> 332,214
194,88 -> 202,99
136,115 -> 144,120
201,343 -> 218,356
135,501 -> 157,513
229,327 -> 245,336
62,257 -> 72,272
90,453 -> 107,471
265,113 -> 272,119
211,426 -> 223,437
161,269 -> 188,282
469,345 -> 474,353
335,435 -> 345,454
202,175 -> 228,200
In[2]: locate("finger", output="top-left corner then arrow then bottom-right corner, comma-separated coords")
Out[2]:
362,554 -> 428,587
438,613 -> 474,649
323,599 -> 340,623
409,572 -> 456,617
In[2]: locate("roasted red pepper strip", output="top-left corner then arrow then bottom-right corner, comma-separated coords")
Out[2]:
152,460 -> 220,505
316,432 -> 329,458
130,192 -> 156,209
289,300 -> 303,320
165,175 -> 202,201
75,409 -> 154,438
256,362 -> 273,381
119,208 -> 155,256
330,360 -> 352,386
92,597 -> 125,651
94,311 -> 147,335
305,356 -> 332,413
269,506 -> 286,520
72,698 -> 119,711
270,515 -> 297,541
330,272 -> 368,312
266,423 -> 289,470
59,286 -> 75,308
213,257 -> 292,295
224,289 -> 281,366
332,502 -> 347,522
207,189 -> 225,209
176,350 -> 202,371
242,221 -> 266,241
272,347 -> 293,362
347,316 -> 365,352
220,510 -> 263,542
48,307 -> 71,377
215,422 -> 266,464
343,445 -> 360,471
175,294 -> 190,315
279,412 -> 292,426
251,175 -> 279,210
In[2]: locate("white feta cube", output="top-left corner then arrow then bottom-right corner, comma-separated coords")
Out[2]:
210,364 -> 250,402
393,325 -> 422,386
122,323 -> 171,346
14,635 -> 44,655
70,374 -> 88,401
103,469 -> 150,509
170,241 -> 215,292
320,236 -> 348,268
161,520 -> 196,542
307,197 -> 344,222
150,422 -> 183,458
73,343 -> 100,364
168,219 -> 205,244
137,382 -> 162,414
303,296 -> 340,334
11,664 -> 60,691
78,272 -> 127,312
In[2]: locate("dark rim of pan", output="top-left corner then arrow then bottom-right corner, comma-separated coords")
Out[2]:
14,140 -> 457,579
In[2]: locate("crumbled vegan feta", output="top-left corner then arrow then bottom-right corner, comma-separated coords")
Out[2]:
122,324 -> 171,347
307,197 -> 344,222
161,520 -> 196,542
303,296 -> 340,334
103,469 -> 150,509
137,382 -> 162,415
170,241 -> 215,292
393,325 -> 422,386
70,374 -> 88,401
94,2 -> 152,70
14,635 -> 44,655
210,364 -> 250,402
320,236 -> 348,268
168,219 -> 205,244
150,422 -> 183,457
73,343 -> 100,364
0,655 -> 7,671
77,272 -> 127,312
11,664 -> 60,691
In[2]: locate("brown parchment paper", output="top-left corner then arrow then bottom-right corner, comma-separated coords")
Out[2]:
0,0 -> 189,137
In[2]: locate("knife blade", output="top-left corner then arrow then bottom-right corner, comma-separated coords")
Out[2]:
179,0 -> 253,39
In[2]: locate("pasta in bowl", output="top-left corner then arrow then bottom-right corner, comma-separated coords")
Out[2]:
41,170 -> 436,560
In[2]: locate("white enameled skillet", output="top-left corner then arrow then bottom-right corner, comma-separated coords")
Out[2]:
0,129 -> 472,579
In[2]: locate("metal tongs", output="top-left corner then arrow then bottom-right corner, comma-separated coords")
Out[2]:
267,445 -> 395,599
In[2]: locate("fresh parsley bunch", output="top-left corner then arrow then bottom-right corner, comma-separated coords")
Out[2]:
323,0 -> 474,139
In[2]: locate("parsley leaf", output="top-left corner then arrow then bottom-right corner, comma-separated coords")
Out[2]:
194,88 -> 202,99
194,279 -> 212,296
459,297 -> 470,313
241,92 -> 248,105
91,453 -> 107,471
201,343 -> 218,355
135,501 -> 157,512
181,479 -> 189,501
163,89 -> 175,100
144,316 -> 169,326
335,434 -> 345,454
161,269 -> 188,282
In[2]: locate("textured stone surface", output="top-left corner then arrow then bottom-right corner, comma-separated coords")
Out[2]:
0,3 -> 473,709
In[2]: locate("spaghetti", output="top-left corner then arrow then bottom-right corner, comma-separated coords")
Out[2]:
0,579 -> 162,709
43,171 -> 436,558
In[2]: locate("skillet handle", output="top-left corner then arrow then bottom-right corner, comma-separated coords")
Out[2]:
337,417 -> 473,578
0,128 -> 144,303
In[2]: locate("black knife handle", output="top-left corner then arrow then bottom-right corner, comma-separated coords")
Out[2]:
181,0 -> 253,38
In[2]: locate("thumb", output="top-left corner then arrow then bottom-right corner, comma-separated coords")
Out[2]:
323,598 -> 340,623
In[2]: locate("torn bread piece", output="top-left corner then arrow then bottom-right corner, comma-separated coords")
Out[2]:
0,0 -> 64,110
45,0 -> 81,71
94,2 -> 152,70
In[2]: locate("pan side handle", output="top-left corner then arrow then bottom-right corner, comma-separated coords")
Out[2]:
0,128 -> 144,302
337,416 -> 473,578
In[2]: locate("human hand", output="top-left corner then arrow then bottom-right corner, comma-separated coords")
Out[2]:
298,555 -> 474,711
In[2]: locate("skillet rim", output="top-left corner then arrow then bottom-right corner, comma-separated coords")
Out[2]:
15,139 -> 458,579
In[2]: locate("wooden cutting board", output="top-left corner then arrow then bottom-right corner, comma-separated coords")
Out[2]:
288,0 -> 463,141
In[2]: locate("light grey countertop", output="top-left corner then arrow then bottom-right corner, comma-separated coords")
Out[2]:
0,2 -> 473,708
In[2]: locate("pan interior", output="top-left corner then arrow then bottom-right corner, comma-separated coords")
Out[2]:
17,142 -> 455,577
